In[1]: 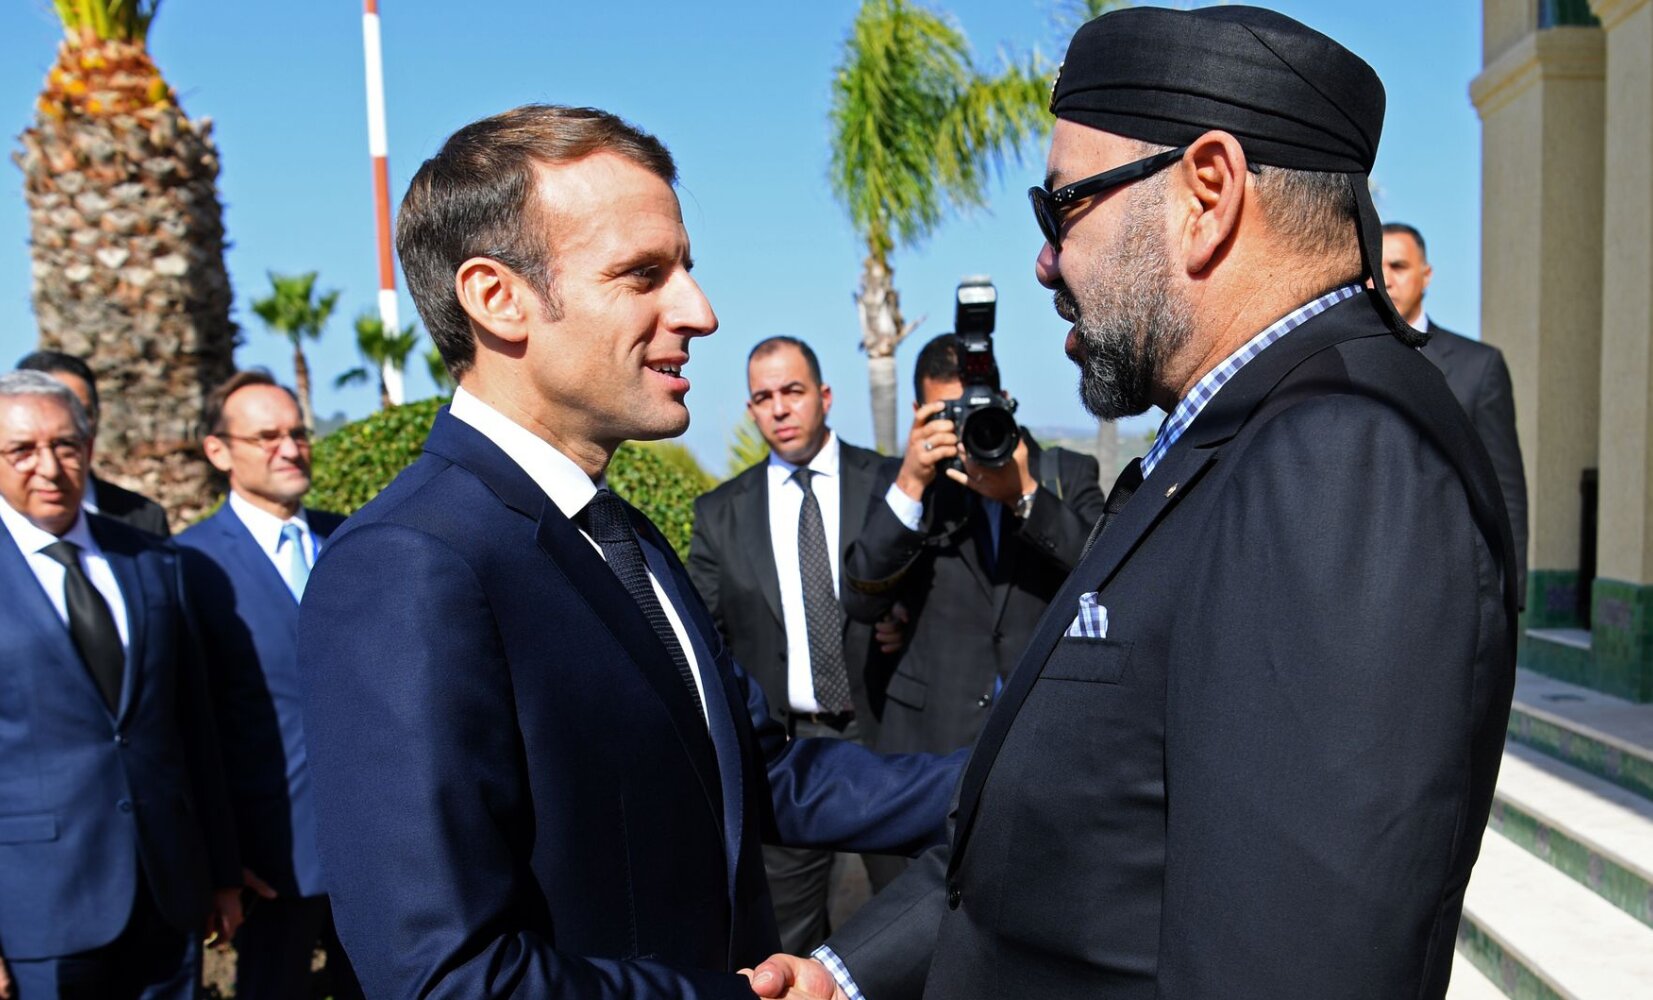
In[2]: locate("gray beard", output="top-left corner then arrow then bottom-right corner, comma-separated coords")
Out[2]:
1062,202 -> 1194,422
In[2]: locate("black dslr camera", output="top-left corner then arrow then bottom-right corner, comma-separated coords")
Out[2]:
937,276 -> 1019,468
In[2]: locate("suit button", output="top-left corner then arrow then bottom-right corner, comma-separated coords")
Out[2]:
991,632 -> 1003,645
114,733 -> 130,747
947,885 -> 961,910
976,695 -> 991,708
117,799 -> 133,813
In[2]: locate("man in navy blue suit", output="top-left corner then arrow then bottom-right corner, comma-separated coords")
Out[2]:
297,104 -> 960,999
0,370 -> 241,1000
177,370 -> 360,1000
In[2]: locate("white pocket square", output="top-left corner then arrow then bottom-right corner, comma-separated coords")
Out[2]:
1065,591 -> 1108,639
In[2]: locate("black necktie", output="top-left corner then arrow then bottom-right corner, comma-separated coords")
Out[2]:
1083,457 -> 1145,557
41,540 -> 124,712
579,490 -> 704,719
794,469 -> 852,713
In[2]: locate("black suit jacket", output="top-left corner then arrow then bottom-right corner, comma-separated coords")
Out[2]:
688,439 -> 889,733
841,438 -> 1106,755
1423,321 -> 1528,605
90,474 -> 170,537
828,292 -> 1518,999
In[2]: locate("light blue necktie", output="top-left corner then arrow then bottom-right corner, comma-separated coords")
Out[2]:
279,523 -> 309,600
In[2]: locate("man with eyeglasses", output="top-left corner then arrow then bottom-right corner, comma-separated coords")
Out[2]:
0,369 -> 242,1000
750,7 -> 1517,1000
16,350 -> 171,537
174,369 -> 359,1000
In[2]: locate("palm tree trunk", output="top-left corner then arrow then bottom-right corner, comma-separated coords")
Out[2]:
857,251 -> 907,454
1094,419 -> 1118,491
378,376 -> 391,411
292,344 -> 316,430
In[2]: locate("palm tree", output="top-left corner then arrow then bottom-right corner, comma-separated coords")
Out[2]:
725,415 -> 770,479
337,311 -> 419,410
250,272 -> 338,431
829,0 -> 1050,453
425,347 -> 455,395
15,0 -> 236,523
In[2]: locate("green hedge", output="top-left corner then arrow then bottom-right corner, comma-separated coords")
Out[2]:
308,397 -> 713,557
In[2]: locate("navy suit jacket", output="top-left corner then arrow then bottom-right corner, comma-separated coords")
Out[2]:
177,504 -> 346,897
0,513 -> 239,960
298,411 -> 959,999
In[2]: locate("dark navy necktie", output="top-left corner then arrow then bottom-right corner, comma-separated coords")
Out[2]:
579,489 -> 704,720
42,540 -> 124,712
794,468 -> 852,713
1084,456 -> 1144,557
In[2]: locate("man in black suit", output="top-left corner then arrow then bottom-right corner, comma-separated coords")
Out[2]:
750,8 -> 1517,999
1383,222 -> 1529,605
844,333 -> 1106,759
16,350 -> 170,537
689,336 -> 895,954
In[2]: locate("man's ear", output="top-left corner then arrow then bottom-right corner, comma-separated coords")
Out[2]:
820,383 -> 833,414
1174,130 -> 1249,275
455,257 -> 535,346
202,435 -> 233,475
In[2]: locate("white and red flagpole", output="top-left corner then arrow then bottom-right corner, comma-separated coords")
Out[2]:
362,0 -> 405,404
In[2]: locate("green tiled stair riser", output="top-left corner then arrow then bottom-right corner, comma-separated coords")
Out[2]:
1507,710 -> 1653,803
1592,578 -> 1653,703
1525,569 -> 1582,630
1488,797 -> 1653,929
1455,919 -> 1564,1000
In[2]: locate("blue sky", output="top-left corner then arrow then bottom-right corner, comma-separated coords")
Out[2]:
0,1 -> 1484,472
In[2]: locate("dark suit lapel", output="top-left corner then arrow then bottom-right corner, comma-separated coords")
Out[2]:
211,509 -> 300,610
425,411 -> 726,834
0,522 -> 93,702
739,472 -> 786,630
837,445 -> 877,640
637,522 -> 742,888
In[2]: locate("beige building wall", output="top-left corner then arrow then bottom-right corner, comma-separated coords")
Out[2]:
1592,0 -> 1653,584
1472,27 -> 1606,577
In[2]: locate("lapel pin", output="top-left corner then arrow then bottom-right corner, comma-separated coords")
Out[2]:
1165,483 -> 1179,498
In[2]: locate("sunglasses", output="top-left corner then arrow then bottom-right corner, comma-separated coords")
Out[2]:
1027,145 -> 1190,252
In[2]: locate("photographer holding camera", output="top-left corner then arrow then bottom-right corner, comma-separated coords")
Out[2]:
844,282 -> 1106,887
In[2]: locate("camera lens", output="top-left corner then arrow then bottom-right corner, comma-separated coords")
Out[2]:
962,406 -> 1018,467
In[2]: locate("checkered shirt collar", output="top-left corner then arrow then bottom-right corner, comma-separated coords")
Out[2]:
1140,284 -> 1361,478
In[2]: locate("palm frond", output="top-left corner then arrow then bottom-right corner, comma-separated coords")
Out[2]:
52,0 -> 162,45
250,271 -> 338,348
725,415 -> 771,478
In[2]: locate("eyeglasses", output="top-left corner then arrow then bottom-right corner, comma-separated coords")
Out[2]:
1,437 -> 87,472
1028,145 -> 1189,252
217,428 -> 312,453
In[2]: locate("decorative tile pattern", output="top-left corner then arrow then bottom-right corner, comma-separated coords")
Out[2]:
1456,918 -> 1564,1000
1508,708 -> 1653,804
1487,793 -> 1653,928
1591,578 -> 1653,703
1525,569 -> 1583,630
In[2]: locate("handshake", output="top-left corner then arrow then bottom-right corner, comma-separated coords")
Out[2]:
740,953 -> 849,1000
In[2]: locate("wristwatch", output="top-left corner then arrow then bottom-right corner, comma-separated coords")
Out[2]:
1013,490 -> 1037,520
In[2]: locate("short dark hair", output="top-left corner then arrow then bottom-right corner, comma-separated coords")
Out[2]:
747,336 -> 823,387
1382,222 -> 1427,260
203,369 -> 297,436
397,104 -> 677,382
16,350 -> 97,422
912,334 -> 962,404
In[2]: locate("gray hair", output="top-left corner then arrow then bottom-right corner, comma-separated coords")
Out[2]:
0,369 -> 93,441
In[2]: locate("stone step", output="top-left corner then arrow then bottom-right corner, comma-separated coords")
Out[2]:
1490,742 -> 1653,928
1458,831 -> 1653,999
1508,669 -> 1653,804
1448,950 -> 1508,1000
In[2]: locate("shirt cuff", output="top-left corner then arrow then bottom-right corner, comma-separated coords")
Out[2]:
811,945 -> 865,1000
883,483 -> 924,532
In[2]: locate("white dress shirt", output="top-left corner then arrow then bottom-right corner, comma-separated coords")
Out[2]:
766,432 -> 842,713
884,481 -> 1006,556
449,387 -> 709,717
81,476 -> 102,516
0,498 -> 131,653
228,489 -> 316,585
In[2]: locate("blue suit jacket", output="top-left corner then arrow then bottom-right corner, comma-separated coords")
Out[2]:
177,504 -> 346,898
298,411 -> 960,999
0,513 -> 239,960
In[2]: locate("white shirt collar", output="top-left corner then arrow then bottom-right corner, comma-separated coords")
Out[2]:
82,477 -> 101,515
449,386 -> 601,520
227,489 -> 311,557
0,498 -> 99,557
1410,310 -> 1430,334
766,430 -> 840,483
